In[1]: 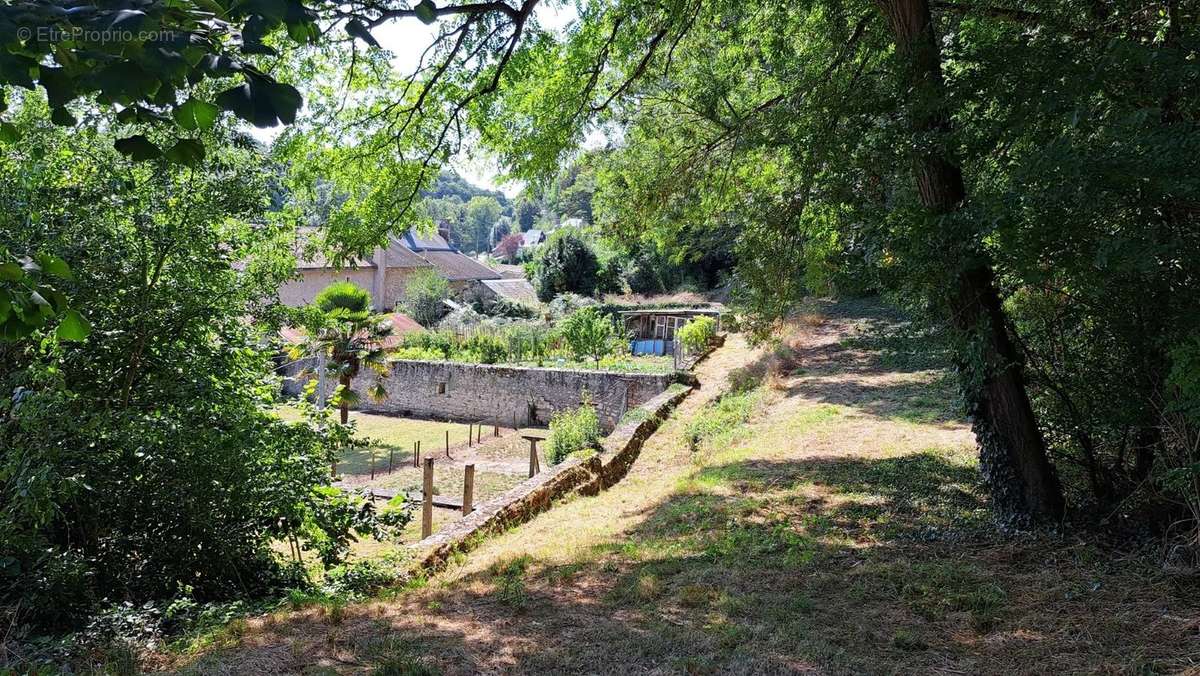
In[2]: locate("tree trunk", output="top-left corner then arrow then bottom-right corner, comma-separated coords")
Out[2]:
333,373 -> 351,477
339,373 -> 351,425
878,0 -> 1065,527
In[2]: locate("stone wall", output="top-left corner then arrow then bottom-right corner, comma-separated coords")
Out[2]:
351,360 -> 676,431
410,382 -> 693,575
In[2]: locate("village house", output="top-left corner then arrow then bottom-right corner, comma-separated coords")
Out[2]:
278,227 -> 502,311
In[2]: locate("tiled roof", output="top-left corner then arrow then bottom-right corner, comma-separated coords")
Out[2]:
278,312 -> 424,349
418,251 -> 503,281
481,278 -> 539,305
383,238 -> 434,268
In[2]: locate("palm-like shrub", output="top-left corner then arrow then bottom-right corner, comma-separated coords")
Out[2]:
299,282 -> 393,474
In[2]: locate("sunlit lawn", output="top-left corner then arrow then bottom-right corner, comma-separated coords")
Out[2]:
273,406 -> 476,475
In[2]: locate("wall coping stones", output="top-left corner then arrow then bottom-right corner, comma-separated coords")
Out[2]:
386,357 -> 679,379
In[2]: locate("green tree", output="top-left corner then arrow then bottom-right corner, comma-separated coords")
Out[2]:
0,103 -> 383,630
515,197 -> 539,231
558,307 -> 615,365
534,231 -> 600,302
465,195 -> 503,252
402,269 -> 452,327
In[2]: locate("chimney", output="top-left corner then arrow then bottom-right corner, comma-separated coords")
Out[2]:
437,224 -> 452,248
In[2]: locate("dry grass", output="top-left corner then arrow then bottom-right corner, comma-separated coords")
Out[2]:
169,299 -> 1200,675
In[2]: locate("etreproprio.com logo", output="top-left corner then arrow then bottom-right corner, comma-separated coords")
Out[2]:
18,26 -> 180,43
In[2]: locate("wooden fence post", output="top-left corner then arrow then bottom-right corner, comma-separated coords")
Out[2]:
523,435 -> 543,478
445,429 -> 451,459
467,423 -> 473,447
413,441 -> 419,468
370,448 -> 376,481
388,448 -> 394,473
462,464 -> 475,516
422,457 -> 434,538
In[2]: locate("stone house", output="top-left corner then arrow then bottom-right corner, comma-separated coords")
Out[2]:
278,227 -> 502,311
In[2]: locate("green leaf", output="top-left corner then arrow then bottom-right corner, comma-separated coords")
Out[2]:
287,20 -> 319,43
56,309 -> 91,341
34,254 -> 72,280
0,262 -> 22,282
345,20 -> 380,47
414,0 -> 437,24
50,107 -> 77,126
0,122 -> 18,143
0,292 -> 10,324
0,317 -> 35,341
39,67 -> 74,108
173,98 -> 219,130
114,135 -> 162,161
264,82 -> 302,124
164,139 -> 206,166
216,82 -> 270,127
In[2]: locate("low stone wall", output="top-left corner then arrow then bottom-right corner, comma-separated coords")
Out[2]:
409,382 -> 693,575
351,360 -> 676,431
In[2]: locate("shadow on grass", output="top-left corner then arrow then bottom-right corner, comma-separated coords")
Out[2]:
690,453 -> 990,537
723,299 -> 965,427
175,454 -> 1198,676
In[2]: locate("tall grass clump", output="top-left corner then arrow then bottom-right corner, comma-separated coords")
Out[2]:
685,388 -> 767,452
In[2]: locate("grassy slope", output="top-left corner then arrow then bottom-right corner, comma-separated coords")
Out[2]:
178,299 -> 1199,675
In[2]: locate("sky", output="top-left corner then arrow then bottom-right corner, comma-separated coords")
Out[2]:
253,3 -> 580,197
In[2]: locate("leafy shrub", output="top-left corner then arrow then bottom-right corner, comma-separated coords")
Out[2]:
392,346 -> 446,361
502,323 -> 552,365
489,297 -> 538,319
557,307 -> 616,365
547,292 -> 597,319
462,333 -> 508,364
399,330 -> 456,358
402,269 -> 451,327
0,116 -> 402,633
548,398 -> 602,464
678,316 -> 717,354
322,553 -> 408,597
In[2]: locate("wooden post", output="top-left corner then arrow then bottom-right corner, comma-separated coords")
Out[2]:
462,464 -> 475,516
445,429 -> 451,459
527,438 -> 542,477
477,423 -> 482,444
421,457 -> 434,538
467,423 -> 473,447
370,448 -> 376,480
388,448 -> 394,473
413,441 -> 419,468
493,421 -> 499,437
